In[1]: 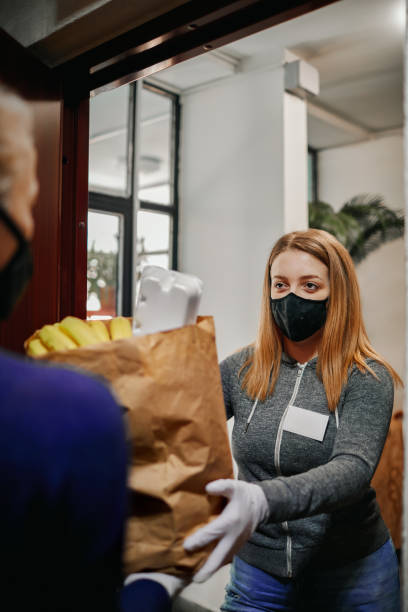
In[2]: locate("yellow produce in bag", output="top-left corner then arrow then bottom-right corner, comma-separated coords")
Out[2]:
33,316 -> 233,576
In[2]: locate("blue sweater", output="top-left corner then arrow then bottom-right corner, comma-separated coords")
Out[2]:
0,349 -> 171,612
0,349 -> 128,610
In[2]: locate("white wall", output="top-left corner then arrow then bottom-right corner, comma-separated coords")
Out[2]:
318,134 -> 403,212
318,134 -> 405,410
179,68 -> 286,360
179,70 -> 309,361
357,239 -> 405,411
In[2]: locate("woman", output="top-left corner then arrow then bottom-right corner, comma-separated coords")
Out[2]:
184,229 -> 401,611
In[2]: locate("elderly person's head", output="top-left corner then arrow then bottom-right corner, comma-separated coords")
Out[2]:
0,85 -> 38,319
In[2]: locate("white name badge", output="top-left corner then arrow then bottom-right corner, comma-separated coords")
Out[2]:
283,405 -> 329,442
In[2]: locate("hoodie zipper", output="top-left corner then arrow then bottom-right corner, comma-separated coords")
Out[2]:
274,362 -> 307,578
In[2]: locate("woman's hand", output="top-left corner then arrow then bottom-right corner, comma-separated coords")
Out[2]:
184,479 -> 269,582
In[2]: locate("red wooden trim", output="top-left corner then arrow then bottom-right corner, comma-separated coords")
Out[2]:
0,29 -> 60,100
60,97 -> 89,320
66,0 -> 263,72
0,29 -> 63,352
74,98 -> 90,318
59,0 -> 340,95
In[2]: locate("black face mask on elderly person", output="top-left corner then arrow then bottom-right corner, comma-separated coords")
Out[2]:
270,292 -> 328,342
0,205 -> 33,320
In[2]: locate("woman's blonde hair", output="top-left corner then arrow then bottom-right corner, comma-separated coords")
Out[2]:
240,228 -> 402,411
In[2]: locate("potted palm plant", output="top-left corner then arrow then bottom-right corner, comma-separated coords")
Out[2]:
309,195 -> 404,264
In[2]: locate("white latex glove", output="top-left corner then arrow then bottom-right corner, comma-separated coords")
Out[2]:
124,572 -> 187,598
183,479 -> 269,583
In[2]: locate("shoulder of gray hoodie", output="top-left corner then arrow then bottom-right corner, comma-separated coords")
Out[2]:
220,345 -> 394,523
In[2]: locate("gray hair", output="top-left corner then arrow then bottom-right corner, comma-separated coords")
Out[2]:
0,84 -> 34,207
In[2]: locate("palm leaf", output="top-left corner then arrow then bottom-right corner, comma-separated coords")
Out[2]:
340,195 -> 404,263
309,201 -> 351,247
309,195 -> 404,264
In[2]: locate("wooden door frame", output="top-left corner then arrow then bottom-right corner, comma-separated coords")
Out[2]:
61,0 -> 339,95
0,29 -> 63,351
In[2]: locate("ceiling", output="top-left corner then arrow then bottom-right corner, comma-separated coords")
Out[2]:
0,0 -> 187,65
149,0 -> 405,149
2,0 -> 403,150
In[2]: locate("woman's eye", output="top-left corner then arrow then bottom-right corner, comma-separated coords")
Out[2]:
305,282 -> 318,290
274,282 -> 286,289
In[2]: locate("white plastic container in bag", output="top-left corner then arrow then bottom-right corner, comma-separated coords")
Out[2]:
133,266 -> 204,335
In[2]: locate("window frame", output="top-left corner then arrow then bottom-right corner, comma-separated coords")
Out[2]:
308,146 -> 318,203
88,80 -> 180,316
88,196 -> 132,316
138,80 -> 180,270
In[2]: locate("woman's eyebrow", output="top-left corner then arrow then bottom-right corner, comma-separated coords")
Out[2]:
271,274 -> 323,280
299,275 -> 323,280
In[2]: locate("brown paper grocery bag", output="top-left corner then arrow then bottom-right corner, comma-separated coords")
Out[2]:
40,316 -> 233,576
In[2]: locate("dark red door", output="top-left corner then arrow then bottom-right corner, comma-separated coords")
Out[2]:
0,30 -> 89,353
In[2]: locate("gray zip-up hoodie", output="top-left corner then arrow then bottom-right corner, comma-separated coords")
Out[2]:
220,347 -> 393,578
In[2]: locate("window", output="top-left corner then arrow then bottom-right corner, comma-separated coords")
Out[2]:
87,211 -> 122,316
87,81 -> 180,317
136,82 -> 180,279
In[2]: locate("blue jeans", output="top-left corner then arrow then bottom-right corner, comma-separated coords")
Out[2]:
221,540 -> 400,611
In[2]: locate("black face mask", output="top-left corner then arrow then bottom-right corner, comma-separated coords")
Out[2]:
270,292 -> 328,342
0,206 -> 33,320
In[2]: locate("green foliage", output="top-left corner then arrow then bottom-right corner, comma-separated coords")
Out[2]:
309,195 -> 404,264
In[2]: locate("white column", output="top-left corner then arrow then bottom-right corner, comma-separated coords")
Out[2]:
179,55 -> 309,361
